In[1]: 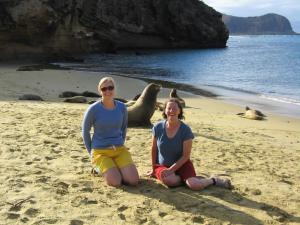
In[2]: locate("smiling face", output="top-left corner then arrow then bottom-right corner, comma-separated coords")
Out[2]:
165,101 -> 181,121
100,80 -> 115,100
162,98 -> 184,120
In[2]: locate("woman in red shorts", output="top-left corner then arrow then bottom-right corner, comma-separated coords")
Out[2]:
147,98 -> 232,190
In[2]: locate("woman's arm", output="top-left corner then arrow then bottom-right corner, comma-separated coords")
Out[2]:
146,135 -> 158,176
151,135 -> 158,170
121,104 -> 128,141
82,107 -> 94,156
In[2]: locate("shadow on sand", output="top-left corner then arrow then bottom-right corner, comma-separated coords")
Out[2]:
121,178 -> 300,225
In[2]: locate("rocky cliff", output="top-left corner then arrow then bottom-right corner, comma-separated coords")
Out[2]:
222,13 -> 296,35
0,0 -> 228,60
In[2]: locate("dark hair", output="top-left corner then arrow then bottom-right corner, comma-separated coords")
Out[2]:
162,98 -> 184,120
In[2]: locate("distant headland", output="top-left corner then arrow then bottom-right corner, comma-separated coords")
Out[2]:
222,13 -> 297,35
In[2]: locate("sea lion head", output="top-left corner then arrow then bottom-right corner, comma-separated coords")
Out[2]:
170,88 -> 178,98
127,83 -> 161,127
138,83 -> 161,102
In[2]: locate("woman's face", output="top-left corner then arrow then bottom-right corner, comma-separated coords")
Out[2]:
100,81 -> 115,99
165,101 -> 180,121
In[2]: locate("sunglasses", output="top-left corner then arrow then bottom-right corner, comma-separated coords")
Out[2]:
100,85 -> 114,92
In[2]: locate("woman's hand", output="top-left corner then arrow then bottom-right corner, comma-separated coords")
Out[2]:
145,170 -> 155,177
161,168 -> 173,178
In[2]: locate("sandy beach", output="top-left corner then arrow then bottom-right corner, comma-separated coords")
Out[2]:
0,64 -> 300,225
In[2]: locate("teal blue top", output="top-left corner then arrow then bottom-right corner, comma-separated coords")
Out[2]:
82,100 -> 128,155
152,120 -> 194,166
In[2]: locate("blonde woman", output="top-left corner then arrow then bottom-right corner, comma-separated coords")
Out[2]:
82,77 -> 139,187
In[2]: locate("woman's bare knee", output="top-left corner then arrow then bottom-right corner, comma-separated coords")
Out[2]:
120,165 -> 139,186
162,175 -> 181,187
104,168 -> 122,187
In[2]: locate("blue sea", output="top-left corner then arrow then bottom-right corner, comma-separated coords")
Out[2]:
57,35 -> 300,118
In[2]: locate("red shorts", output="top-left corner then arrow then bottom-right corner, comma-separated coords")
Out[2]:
154,160 -> 196,182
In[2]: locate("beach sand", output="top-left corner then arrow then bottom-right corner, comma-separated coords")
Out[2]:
0,64 -> 300,225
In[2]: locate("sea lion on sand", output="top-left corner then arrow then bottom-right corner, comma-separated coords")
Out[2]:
170,88 -> 185,107
64,96 -> 87,103
126,100 -> 164,111
59,91 -> 81,98
19,94 -> 44,101
127,83 -> 161,127
237,106 -> 266,120
245,106 -> 266,117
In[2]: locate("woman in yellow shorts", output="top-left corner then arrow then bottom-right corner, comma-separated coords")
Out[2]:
82,77 -> 139,187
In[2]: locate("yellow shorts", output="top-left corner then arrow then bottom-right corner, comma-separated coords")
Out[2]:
92,146 -> 134,173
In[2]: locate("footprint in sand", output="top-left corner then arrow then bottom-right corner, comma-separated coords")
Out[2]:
81,157 -> 90,163
6,212 -> 20,219
71,196 -> 83,207
117,205 -> 128,212
118,213 -> 126,220
191,215 -> 204,223
20,217 -> 29,223
45,156 -> 56,161
54,181 -> 70,195
81,186 -> 93,193
35,176 -> 50,183
158,212 -> 167,217
24,208 -> 40,217
70,220 -> 84,225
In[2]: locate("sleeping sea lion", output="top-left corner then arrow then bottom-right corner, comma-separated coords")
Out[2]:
237,106 -> 266,120
127,83 -> 161,127
19,94 -> 44,101
170,88 -> 185,107
245,106 -> 266,117
64,96 -> 87,103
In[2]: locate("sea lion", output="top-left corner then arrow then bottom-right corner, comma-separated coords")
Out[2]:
237,106 -> 266,120
125,93 -> 141,107
59,91 -> 81,98
19,94 -> 44,101
245,106 -> 266,117
132,93 -> 141,101
127,83 -> 161,127
169,88 -> 185,107
64,96 -> 87,103
81,91 -> 100,98
125,100 -> 136,107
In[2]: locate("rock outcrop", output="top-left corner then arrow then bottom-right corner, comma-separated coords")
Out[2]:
0,0 -> 228,60
222,13 -> 296,35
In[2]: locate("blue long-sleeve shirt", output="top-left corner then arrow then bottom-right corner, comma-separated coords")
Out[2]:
82,100 -> 128,155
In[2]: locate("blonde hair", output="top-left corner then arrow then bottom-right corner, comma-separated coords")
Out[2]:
98,77 -> 116,93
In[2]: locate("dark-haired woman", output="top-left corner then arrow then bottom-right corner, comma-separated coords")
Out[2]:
147,98 -> 231,190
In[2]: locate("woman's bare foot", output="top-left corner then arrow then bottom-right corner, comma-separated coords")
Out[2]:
210,176 -> 233,189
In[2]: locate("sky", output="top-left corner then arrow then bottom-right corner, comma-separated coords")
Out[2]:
203,0 -> 300,32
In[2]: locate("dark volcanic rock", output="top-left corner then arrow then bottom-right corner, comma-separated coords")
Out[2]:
222,13 -> 296,35
0,0 -> 228,60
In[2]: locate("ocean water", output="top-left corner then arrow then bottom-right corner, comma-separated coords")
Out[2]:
57,35 -> 300,118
